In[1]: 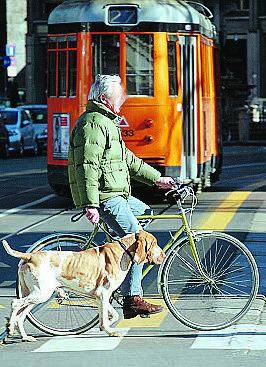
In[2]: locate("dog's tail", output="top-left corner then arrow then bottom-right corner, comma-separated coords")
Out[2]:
2,240 -> 32,261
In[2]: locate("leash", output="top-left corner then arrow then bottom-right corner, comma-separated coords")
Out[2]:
70,210 -> 136,262
98,223 -> 136,263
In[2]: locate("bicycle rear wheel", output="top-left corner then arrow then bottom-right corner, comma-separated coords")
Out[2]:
16,234 -> 99,336
160,231 -> 259,331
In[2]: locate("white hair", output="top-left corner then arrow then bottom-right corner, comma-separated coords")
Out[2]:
88,74 -> 121,102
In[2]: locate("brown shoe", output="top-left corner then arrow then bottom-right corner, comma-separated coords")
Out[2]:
123,296 -> 163,319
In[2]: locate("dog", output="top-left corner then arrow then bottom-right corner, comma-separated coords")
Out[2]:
2,230 -> 165,341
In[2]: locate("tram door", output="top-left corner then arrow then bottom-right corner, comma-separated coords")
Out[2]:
179,36 -> 198,181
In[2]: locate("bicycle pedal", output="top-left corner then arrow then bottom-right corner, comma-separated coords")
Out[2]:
140,314 -> 150,318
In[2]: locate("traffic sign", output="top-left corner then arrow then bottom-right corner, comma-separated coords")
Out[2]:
6,43 -> 16,57
3,56 -> 11,68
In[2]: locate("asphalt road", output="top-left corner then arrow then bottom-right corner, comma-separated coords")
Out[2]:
0,146 -> 265,367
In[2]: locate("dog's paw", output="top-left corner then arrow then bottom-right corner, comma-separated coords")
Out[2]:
2,335 -> 16,344
22,335 -> 37,342
109,331 -> 122,337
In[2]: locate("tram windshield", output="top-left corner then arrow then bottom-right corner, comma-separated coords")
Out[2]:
92,35 -> 120,76
92,34 -> 154,96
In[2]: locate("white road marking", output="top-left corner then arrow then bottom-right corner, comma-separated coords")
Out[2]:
0,262 -> 10,267
224,162 -> 266,169
0,194 -> 56,219
1,169 -> 47,178
32,328 -> 130,353
0,280 -> 16,287
191,324 -> 266,350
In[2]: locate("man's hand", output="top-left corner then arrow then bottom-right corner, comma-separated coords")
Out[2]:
155,176 -> 176,190
85,207 -> 100,224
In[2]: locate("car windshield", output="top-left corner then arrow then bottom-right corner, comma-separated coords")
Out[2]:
28,109 -> 47,124
0,111 -> 18,125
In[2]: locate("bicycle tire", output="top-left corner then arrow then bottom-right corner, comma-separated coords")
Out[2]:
16,233 -> 99,336
160,231 -> 259,331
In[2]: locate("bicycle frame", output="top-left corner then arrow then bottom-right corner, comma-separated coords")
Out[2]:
83,203 -> 212,282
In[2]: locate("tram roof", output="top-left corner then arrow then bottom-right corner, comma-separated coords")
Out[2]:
48,0 -> 216,38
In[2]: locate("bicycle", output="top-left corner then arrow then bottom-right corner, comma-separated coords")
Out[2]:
17,183 -> 259,336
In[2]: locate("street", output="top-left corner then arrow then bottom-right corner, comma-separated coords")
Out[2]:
0,145 -> 265,367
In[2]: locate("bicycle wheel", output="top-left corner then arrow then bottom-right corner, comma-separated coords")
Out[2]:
160,231 -> 259,331
16,234 -> 99,336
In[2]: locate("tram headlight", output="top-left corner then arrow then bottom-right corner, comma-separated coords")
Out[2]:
144,118 -> 154,128
144,135 -> 153,143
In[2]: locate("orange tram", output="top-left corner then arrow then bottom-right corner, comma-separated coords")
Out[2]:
47,0 -> 222,196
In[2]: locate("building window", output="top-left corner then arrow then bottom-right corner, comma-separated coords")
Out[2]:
239,0 -> 249,10
258,2 -> 266,16
47,35 -> 77,98
126,34 -> 154,96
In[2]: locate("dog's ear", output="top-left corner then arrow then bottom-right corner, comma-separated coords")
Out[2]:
133,232 -> 147,264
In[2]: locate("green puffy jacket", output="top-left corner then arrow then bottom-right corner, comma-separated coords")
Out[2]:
68,100 -> 161,208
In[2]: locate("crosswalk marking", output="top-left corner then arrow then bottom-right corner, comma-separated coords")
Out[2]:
32,328 -> 130,353
191,324 -> 266,350
117,299 -> 168,328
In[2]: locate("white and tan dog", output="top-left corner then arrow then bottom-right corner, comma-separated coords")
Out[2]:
2,231 -> 165,341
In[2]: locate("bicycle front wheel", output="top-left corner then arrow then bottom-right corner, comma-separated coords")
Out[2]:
17,234 -> 99,336
160,231 -> 259,331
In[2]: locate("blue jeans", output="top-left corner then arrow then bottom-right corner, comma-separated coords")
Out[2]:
99,195 -> 152,296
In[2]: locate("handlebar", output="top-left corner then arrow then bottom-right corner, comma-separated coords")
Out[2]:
165,179 -> 194,205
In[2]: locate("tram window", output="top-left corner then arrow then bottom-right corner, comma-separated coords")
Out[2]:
126,34 -> 154,96
68,36 -> 77,48
68,51 -> 77,97
92,35 -> 120,78
58,52 -> 67,96
168,41 -> 178,96
58,37 -> 67,49
48,37 -> 57,49
201,43 -> 211,97
48,51 -> 56,96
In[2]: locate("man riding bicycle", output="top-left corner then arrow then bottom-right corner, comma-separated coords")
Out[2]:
68,74 -> 175,319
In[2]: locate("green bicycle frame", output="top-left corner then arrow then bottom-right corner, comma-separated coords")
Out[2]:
83,207 -> 210,280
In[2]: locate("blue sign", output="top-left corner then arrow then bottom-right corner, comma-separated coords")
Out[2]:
6,44 -> 16,57
3,56 -> 11,68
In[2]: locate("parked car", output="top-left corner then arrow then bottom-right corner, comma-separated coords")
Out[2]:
0,113 -> 10,158
20,104 -> 47,154
0,107 -> 37,156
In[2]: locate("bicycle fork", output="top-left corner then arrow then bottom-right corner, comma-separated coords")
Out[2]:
180,208 -> 215,285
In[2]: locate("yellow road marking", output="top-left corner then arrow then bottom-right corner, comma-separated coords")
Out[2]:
117,299 -> 167,328
198,191 -> 251,230
0,304 -> 5,309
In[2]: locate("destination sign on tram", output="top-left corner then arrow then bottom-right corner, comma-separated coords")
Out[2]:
108,6 -> 138,25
